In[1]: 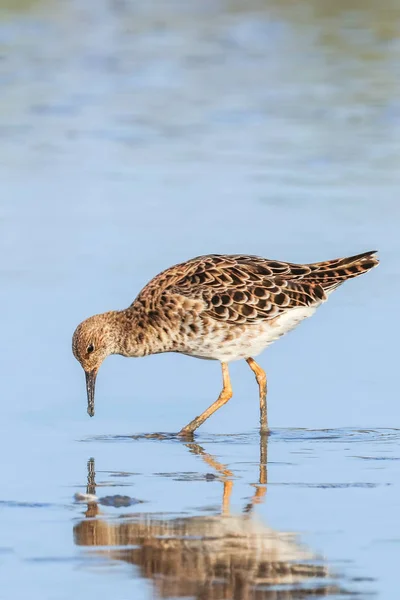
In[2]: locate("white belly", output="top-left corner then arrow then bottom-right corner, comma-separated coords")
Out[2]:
180,306 -> 317,363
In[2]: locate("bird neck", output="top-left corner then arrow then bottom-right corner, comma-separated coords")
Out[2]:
114,305 -> 174,358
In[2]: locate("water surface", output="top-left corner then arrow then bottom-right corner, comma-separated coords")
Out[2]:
0,0 -> 399,598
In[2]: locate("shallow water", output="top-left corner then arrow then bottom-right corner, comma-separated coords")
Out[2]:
0,0 -> 399,598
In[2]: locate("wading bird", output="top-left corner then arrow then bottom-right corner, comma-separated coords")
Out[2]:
72,251 -> 378,435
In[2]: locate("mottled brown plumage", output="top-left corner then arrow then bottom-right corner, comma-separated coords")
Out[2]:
72,251 -> 378,433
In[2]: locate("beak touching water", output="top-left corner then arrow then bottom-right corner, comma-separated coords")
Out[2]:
85,370 -> 97,417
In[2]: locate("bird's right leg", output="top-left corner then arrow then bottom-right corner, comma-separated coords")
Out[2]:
246,357 -> 268,432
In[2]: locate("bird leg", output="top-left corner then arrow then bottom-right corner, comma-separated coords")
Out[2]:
178,362 -> 232,436
244,429 -> 268,513
185,442 -> 234,515
246,357 -> 268,432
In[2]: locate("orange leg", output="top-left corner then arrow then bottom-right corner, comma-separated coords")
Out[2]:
185,442 -> 234,514
246,357 -> 268,432
244,429 -> 268,513
179,362 -> 232,436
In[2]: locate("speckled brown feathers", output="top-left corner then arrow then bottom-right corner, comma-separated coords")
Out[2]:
133,250 -> 378,326
72,250 -> 378,431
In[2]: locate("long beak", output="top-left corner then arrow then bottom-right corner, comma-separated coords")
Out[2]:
85,370 -> 97,417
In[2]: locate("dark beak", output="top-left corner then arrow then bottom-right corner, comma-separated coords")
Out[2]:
85,370 -> 97,417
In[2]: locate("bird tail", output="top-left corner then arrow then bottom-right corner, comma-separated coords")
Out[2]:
306,250 -> 379,292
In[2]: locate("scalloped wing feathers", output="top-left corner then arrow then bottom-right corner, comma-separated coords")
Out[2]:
134,252 -> 378,326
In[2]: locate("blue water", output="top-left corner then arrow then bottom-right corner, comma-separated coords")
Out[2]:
0,0 -> 399,598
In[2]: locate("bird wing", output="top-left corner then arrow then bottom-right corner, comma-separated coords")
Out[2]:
165,255 -> 326,325
134,252 -> 377,326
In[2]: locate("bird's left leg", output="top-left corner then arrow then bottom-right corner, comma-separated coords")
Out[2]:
178,362 -> 232,436
246,357 -> 268,432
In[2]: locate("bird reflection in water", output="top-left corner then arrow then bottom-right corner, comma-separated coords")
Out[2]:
74,434 -> 341,598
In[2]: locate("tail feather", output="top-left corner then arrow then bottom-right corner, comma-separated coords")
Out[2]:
306,250 -> 379,292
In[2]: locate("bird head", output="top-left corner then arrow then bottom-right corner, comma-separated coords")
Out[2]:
72,313 -> 119,417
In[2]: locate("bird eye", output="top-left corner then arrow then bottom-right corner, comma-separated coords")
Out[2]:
87,344 -> 94,354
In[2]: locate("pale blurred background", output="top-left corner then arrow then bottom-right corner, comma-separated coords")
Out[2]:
0,1 -> 399,599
